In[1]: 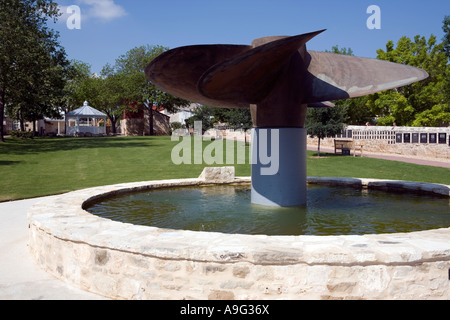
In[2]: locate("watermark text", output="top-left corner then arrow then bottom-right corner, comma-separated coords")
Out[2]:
66,5 -> 81,30
171,121 -> 280,176
367,5 -> 381,30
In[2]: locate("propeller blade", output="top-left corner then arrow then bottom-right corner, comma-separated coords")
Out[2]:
307,101 -> 335,108
304,51 -> 429,103
198,30 -> 326,105
145,45 -> 252,108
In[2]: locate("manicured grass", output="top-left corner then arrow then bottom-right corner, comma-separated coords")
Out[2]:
0,136 -> 448,202
0,136 -> 250,202
306,152 -> 449,185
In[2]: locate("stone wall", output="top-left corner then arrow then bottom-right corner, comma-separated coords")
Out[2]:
307,126 -> 450,160
26,228 -> 450,300
121,110 -> 170,136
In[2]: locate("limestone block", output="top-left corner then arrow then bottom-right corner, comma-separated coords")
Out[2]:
199,167 -> 235,183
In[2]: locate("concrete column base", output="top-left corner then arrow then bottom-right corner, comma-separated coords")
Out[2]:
251,128 -> 307,207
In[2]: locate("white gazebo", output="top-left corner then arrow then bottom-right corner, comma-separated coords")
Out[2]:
66,101 -> 107,136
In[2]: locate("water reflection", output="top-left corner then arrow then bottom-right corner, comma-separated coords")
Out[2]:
87,185 -> 450,236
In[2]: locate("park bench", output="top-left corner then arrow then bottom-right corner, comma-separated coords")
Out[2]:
334,139 -> 364,157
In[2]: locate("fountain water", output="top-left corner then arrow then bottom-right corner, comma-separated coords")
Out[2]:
86,182 -> 450,236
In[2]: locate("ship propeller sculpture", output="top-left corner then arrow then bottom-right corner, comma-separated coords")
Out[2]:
146,30 -> 428,207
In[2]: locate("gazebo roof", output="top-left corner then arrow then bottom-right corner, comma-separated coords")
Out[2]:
67,101 -> 107,117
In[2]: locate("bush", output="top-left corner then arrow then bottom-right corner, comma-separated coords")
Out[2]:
170,122 -> 186,130
10,130 -> 34,139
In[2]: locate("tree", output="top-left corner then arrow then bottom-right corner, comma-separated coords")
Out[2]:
17,35 -> 69,136
114,45 -> 190,135
325,45 -> 354,56
185,105 -> 216,133
368,34 -> 449,126
443,15 -> 450,60
67,71 -> 123,135
63,60 -> 92,110
97,68 -> 128,135
0,0 -> 67,141
65,45 -> 191,136
212,108 -> 253,131
443,16 -> 450,106
61,60 -> 92,134
306,105 -> 347,157
412,104 -> 450,127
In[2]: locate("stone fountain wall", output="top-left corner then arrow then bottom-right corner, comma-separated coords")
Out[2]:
27,175 -> 450,300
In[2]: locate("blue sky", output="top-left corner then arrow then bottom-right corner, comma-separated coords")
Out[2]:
53,0 -> 450,74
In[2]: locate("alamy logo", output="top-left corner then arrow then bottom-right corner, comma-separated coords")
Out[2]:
171,121 -> 280,176
66,5 -> 81,30
367,5 -> 381,30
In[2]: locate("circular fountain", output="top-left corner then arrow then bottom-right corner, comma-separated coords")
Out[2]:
27,32 -> 449,300
28,171 -> 450,300
86,182 -> 450,237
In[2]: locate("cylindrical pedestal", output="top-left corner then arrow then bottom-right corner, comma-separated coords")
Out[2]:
251,128 -> 307,207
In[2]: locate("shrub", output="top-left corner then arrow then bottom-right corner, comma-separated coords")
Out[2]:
10,130 -> 34,139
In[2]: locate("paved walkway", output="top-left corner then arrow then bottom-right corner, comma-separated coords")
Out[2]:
307,145 -> 450,168
0,197 -> 105,300
0,152 -> 448,300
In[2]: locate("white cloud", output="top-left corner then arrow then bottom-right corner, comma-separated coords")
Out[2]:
78,0 -> 127,21
56,1 -> 126,29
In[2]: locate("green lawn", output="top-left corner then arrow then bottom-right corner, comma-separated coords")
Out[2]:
0,136 -> 449,202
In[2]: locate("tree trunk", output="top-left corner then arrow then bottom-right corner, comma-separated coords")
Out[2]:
64,110 -> 68,136
19,109 -> 25,132
317,138 -> 321,157
109,116 -> 117,135
0,87 -> 5,142
149,107 -> 154,136
32,118 -> 36,137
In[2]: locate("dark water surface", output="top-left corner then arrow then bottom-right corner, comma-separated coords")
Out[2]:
87,185 -> 450,236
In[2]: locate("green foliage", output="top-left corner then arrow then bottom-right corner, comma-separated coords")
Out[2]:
185,105 -> 216,133
113,44 -> 190,111
335,96 -> 374,125
63,60 -> 92,112
412,104 -> 450,127
326,25 -> 450,128
306,105 -> 347,156
306,106 -> 347,139
9,130 -> 34,139
0,0 -> 69,140
184,105 -> 253,133
212,108 -> 253,130
65,45 -> 192,135
325,45 -> 354,56
443,15 -> 450,59
170,122 -> 186,131
367,90 -> 413,126
113,45 -> 190,135
370,34 -> 449,126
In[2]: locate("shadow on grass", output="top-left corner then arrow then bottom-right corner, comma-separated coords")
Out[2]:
0,136 -> 165,155
308,151 -> 344,158
0,160 -> 22,166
